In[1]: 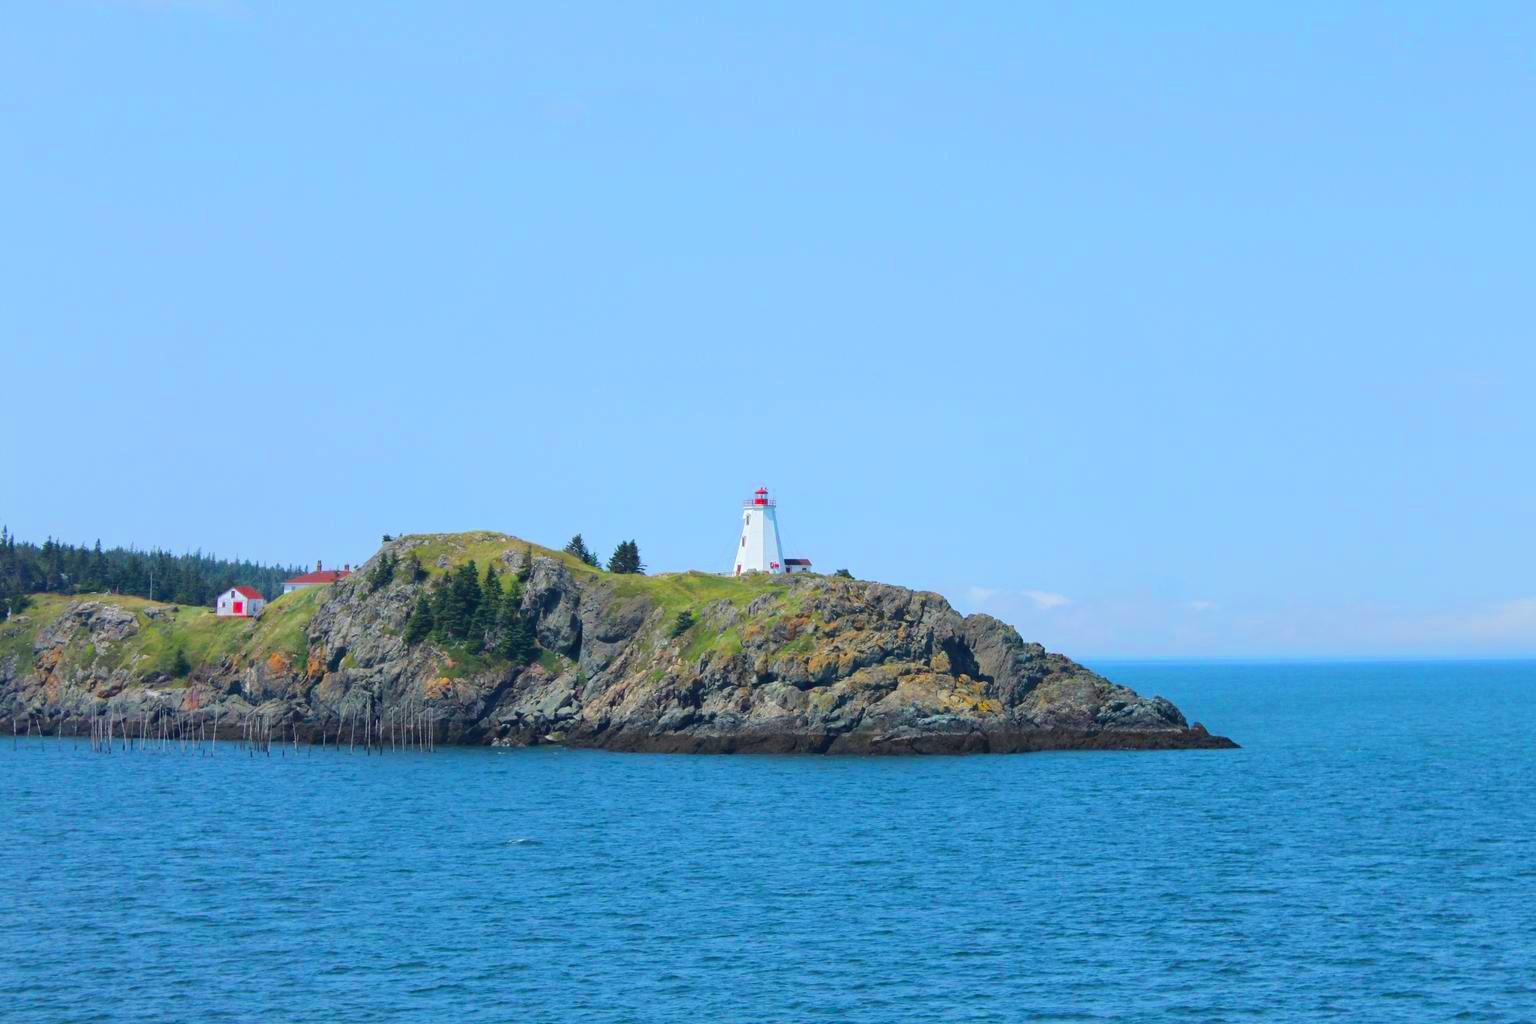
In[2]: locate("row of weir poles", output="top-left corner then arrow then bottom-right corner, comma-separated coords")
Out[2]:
9,701 -> 442,756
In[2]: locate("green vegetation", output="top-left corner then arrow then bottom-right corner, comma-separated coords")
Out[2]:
833,568 -> 854,579
0,587 -> 326,684
563,534 -> 602,568
367,552 -> 399,591
0,526 -> 301,610
402,556 -> 535,666
683,622 -> 743,663
404,594 -> 433,645
605,570 -> 788,624
0,596 -> 67,666
606,540 -> 644,575
4,530 -> 812,686
406,532 -> 596,578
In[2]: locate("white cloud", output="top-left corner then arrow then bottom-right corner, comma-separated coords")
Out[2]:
964,586 -> 1071,611
1426,597 -> 1536,641
1021,589 -> 1072,610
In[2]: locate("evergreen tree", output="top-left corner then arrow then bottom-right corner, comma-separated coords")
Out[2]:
430,561 -> 482,643
833,568 -> 854,579
670,610 -> 696,637
86,540 -> 108,590
563,534 -> 600,567
404,553 -> 426,583
607,540 -> 644,575
470,565 -> 502,650
495,600 -> 536,665
404,593 -> 434,645
368,552 -> 398,592
0,531 -> 299,605
452,561 -> 481,640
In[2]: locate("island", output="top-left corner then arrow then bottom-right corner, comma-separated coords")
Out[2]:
0,532 -> 1235,753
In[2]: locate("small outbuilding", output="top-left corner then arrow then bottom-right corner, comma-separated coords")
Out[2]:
216,586 -> 266,618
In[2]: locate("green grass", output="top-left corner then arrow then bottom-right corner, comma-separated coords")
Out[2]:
2,587 -> 325,681
401,531 -> 598,578
8,532 -> 813,684
0,597 -> 69,667
683,622 -> 743,663
249,587 -> 325,661
605,570 -> 790,621
398,535 -> 797,664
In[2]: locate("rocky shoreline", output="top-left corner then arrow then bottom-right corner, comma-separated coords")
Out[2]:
0,533 -> 1236,755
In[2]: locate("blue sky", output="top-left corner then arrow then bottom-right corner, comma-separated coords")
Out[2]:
3,2 -> 1533,657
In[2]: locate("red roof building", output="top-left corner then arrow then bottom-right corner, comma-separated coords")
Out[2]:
216,585 -> 267,618
283,560 -> 353,594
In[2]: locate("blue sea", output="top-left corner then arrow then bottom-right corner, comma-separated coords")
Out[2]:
3,661 -> 1534,1023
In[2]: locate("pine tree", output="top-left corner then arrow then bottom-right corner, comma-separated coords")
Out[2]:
405,553 -> 426,582
87,540 -> 108,591
452,562 -> 481,641
368,552 -> 398,592
428,574 -> 454,642
563,534 -> 600,567
429,561 -> 483,643
470,565 -> 502,650
607,540 -> 644,575
404,594 -> 434,645
495,600 -> 536,665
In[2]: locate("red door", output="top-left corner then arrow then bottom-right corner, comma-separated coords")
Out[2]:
233,601 -> 244,615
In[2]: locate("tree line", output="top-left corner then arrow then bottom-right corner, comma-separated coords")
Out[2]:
0,527 -> 302,618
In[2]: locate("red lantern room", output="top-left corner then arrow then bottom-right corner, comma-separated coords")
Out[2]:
745,486 -> 776,509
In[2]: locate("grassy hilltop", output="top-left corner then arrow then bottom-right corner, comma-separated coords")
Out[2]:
0,531 -> 787,689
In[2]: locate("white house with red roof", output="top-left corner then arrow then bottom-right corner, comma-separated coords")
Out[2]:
216,586 -> 266,618
282,560 -> 353,595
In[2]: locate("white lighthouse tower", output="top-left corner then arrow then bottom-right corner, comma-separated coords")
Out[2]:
733,486 -> 788,575
731,486 -> 815,576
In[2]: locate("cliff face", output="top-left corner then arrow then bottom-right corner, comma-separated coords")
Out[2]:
0,533 -> 1235,754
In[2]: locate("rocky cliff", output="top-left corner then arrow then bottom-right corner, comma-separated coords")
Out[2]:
0,532 -> 1235,754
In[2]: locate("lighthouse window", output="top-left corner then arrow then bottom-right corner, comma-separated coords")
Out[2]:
741,536 -> 746,547
745,514 -> 751,525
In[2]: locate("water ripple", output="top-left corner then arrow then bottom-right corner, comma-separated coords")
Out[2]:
1,661 -> 1533,1022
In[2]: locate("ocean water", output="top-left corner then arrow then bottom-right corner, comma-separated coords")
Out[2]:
2,661 -> 1534,1023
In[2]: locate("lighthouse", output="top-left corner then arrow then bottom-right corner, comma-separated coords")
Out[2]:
732,487 -> 813,575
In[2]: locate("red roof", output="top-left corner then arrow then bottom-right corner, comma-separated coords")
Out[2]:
784,558 -> 812,565
232,586 -> 264,600
284,569 -> 352,585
